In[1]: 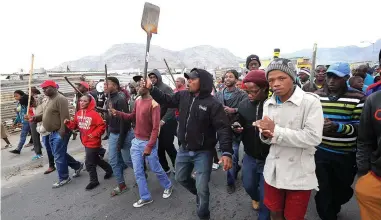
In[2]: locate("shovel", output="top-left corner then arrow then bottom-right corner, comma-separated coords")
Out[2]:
141,2 -> 160,79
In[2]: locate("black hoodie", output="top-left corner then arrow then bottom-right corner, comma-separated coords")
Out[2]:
357,91 -> 381,177
150,68 -> 233,156
149,69 -> 176,122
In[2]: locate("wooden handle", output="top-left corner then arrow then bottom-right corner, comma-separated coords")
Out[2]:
26,54 -> 35,115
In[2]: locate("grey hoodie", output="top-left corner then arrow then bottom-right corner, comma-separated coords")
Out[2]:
149,69 -> 176,122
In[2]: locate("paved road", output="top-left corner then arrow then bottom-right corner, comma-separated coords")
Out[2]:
1,137 -> 361,220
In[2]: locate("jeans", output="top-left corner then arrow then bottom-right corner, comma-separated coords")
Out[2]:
131,138 -> 172,200
29,122 -> 42,155
227,140 -> 241,185
42,135 -> 55,168
315,148 -> 357,220
108,130 -> 134,184
17,121 -> 31,151
49,131 -> 81,181
175,149 -> 213,219
242,154 -> 270,220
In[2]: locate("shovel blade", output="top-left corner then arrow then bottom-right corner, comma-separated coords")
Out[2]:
141,2 -> 160,34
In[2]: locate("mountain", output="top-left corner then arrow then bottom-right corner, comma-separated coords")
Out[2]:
281,39 -> 381,65
54,44 -> 243,71
54,39 -> 381,71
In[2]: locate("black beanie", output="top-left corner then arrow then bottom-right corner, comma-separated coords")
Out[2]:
246,54 -> 261,69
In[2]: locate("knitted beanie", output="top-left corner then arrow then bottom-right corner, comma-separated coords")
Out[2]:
299,68 -> 311,76
243,70 -> 269,88
265,58 -> 297,82
246,55 -> 262,69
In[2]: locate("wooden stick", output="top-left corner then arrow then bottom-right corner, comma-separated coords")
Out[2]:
310,43 -> 318,90
26,54 -> 34,115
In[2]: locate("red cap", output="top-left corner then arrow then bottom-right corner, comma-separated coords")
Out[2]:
75,81 -> 89,90
41,80 -> 58,89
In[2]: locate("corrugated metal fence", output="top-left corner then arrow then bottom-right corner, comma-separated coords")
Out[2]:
0,74 -> 135,133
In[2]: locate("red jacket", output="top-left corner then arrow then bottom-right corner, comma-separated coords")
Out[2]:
65,96 -> 105,148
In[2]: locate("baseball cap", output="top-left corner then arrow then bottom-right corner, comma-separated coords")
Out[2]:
184,69 -> 200,79
75,81 -> 89,90
133,75 -> 143,82
40,80 -> 57,89
327,62 -> 351,77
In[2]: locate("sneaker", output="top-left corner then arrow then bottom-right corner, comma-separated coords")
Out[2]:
72,162 -> 84,178
252,200 -> 260,210
212,163 -> 220,171
133,199 -> 153,208
52,178 -> 72,188
85,182 -> 99,190
4,144 -> 13,149
32,154 -> 43,161
163,185 -> 173,199
9,149 -> 20,154
104,172 -> 113,180
44,167 -> 56,174
226,184 -> 236,194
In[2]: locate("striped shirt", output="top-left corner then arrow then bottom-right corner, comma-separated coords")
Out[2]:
315,88 -> 366,153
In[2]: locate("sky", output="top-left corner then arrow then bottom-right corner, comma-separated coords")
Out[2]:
1,0 -> 380,73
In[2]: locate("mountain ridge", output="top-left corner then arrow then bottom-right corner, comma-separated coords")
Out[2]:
54,39 -> 380,71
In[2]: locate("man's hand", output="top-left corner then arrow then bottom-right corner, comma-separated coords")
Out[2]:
143,146 -> 152,156
255,116 -> 275,133
59,130 -> 65,139
233,127 -> 243,133
324,118 -> 339,132
141,78 -> 152,90
261,129 -> 274,138
219,156 -> 232,171
24,115 -> 30,121
109,108 -> 117,116
224,106 -> 236,114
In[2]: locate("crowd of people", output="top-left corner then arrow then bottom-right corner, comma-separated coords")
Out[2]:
3,49 -> 381,220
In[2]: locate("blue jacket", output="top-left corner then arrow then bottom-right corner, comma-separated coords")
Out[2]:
14,103 -> 27,124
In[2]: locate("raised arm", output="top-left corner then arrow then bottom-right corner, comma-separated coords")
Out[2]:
150,86 -> 181,109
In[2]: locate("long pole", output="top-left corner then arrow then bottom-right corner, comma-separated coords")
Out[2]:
143,33 -> 152,79
163,58 -> 176,85
310,43 -> 318,90
26,54 -> 34,115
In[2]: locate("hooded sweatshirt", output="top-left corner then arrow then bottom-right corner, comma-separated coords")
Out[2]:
149,69 -> 176,123
65,95 -> 105,148
357,91 -> 381,177
150,68 -> 233,156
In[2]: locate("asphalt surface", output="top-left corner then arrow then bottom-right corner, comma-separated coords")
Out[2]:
1,137 -> 361,220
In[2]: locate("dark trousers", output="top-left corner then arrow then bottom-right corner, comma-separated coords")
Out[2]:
158,120 -> 177,172
315,148 -> 357,220
85,147 -> 113,183
29,122 -> 42,155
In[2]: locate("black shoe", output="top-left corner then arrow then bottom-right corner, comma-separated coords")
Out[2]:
102,136 -> 109,140
104,172 -> 113,179
72,133 -> 77,140
9,149 -> 20,154
85,182 -> 99,190
227,184 -> 236,194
